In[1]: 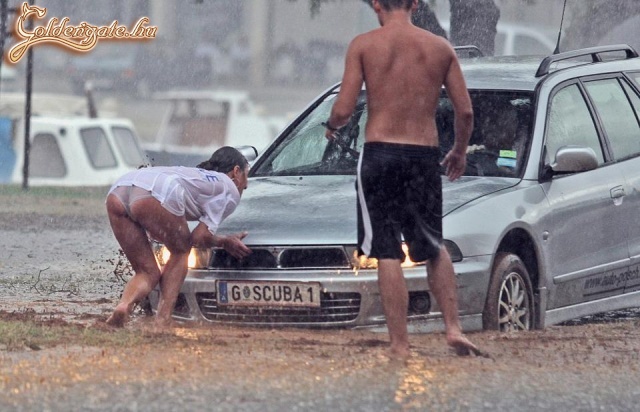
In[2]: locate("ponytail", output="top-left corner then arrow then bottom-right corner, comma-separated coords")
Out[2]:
197,146 -> 249,173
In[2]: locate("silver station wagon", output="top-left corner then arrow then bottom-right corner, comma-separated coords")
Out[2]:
151,45 -> 640,332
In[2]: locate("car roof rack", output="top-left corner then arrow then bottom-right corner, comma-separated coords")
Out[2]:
454,45 -> 484,58
535,44 -> 639,78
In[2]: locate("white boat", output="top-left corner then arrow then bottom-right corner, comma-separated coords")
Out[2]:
0,93 -> 148,186
143,90 -> 286,166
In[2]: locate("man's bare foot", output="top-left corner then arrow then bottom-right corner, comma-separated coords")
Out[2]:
105,309 -> 128,328
386,345 -> 411,363
447,334 -> 490,358
153,316 -> 177,331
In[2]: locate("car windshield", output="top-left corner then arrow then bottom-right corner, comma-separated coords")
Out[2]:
252,90 -> 533,178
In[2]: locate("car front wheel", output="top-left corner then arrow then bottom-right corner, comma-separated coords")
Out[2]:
483,252 -> 534,332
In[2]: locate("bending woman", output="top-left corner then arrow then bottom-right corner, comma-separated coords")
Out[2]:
105,146 -> 252,327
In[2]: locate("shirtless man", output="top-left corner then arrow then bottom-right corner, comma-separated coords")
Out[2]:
325,0 -> 480,359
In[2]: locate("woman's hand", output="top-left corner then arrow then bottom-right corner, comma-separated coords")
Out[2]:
191,224 -> 252,259
220,231 -> 252,260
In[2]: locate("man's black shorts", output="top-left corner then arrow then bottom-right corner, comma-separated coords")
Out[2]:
356,141 -> 443,262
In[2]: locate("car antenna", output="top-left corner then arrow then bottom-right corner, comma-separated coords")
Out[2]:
553,0 -> 568,55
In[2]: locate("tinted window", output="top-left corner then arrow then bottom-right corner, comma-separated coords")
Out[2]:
81,127 -> 117,169
112,126 -> 145,167
545,84 -> 604,165
584,78 -> 640,160
440,92 -> 532,177
30,133 -> 66,177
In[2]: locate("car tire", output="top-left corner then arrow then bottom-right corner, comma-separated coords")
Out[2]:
482,252 -> 534,331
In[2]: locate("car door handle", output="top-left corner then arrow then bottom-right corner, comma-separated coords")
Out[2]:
610,186 -> 625,199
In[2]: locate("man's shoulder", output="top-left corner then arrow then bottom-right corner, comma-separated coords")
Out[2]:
351,29 -> 379,45
415,28 -> 454,51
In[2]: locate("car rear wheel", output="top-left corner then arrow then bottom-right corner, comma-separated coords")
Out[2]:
483,252 -> 534,331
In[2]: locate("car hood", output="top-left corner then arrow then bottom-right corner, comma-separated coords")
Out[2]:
216,175 -> 517,245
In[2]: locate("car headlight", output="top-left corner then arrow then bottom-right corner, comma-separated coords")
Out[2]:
153,244 -> 212,269
347,240 -> 463,269
349,243 -> 425,269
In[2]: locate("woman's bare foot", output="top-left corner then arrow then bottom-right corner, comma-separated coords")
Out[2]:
447,334 -> 490,358
105,308 -> 129,328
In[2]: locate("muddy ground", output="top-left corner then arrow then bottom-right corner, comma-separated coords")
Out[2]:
1,185 -> 640,411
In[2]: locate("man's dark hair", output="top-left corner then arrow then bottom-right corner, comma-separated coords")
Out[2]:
197,146 -> 249,173
377,0 -> 414,11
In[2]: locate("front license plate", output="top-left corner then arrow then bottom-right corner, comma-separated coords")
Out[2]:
217,281 -> 321,308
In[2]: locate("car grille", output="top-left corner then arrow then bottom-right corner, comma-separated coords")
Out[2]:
209,246 -> 351,269
195,292 -> 361,324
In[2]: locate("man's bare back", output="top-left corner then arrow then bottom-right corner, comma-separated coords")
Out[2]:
359,24 -> 454,146
327,6 -> 473,156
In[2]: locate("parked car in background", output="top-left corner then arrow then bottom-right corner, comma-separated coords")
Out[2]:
143,90 -> 285,166
441,22 -> 555,56
149,45 -> 640,333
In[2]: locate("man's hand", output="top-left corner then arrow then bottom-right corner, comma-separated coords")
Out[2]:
441,149 -> 467,181
325,128 -> 336,141
220,231 -> 252,260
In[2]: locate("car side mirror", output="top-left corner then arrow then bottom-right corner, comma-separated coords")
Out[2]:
551,145 -> 599,174
236,145 -> 259,163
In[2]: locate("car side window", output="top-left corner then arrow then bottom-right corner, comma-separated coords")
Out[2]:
629,72 -> 640,89
545,84 -> 605,165
584,78 -> 640,160
621,80 -> 640,121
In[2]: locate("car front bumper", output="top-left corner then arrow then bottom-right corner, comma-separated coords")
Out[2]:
148,255 -> 492,331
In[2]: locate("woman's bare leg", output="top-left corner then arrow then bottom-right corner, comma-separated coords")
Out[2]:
105,194 -> 162,326
155,252 -> 189,326
128,197 -> 191,327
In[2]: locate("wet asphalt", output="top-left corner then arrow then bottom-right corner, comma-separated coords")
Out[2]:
1,190 -> 640,411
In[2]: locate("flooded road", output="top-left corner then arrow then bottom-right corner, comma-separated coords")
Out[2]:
1,186 -> 640,411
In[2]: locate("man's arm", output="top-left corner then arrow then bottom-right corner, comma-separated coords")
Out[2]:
441,50 -> 474,181
325,37 -> 365,138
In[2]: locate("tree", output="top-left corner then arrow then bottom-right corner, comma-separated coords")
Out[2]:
563,0 -> 640,51
305,0 -> 500,56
